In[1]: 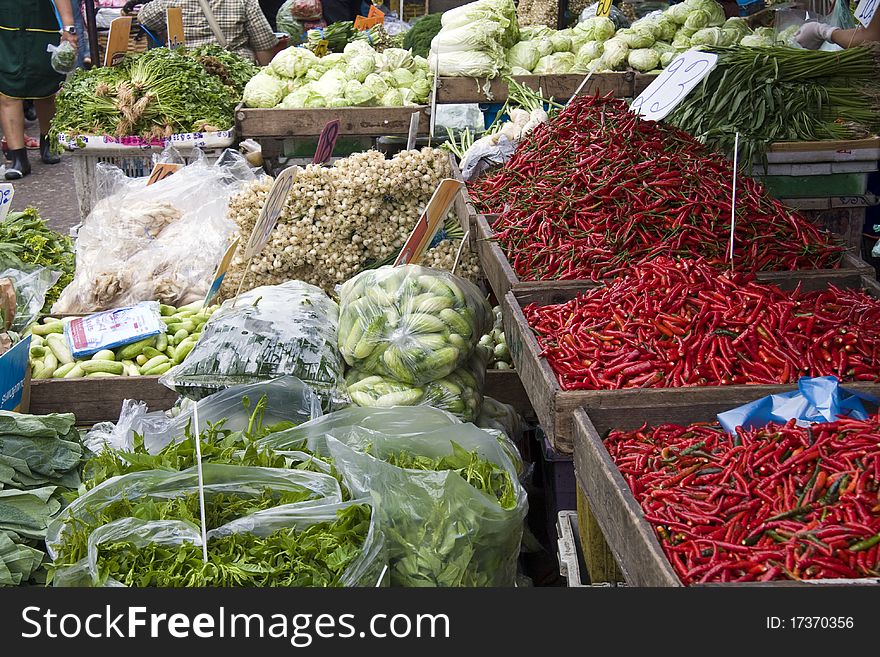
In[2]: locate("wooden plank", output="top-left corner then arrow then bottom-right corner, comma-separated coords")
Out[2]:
434,73 -> 636,104
768,136 -> 880,155
632,73 -> 657,97
573,404 -> 880,587
236,105 -> 430,138
29,376 -> 178,426
504,277 -> 880,453
798,207 -> 867,251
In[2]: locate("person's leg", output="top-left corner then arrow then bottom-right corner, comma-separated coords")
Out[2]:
34,96 -> 60,164
0,94 -> 31,178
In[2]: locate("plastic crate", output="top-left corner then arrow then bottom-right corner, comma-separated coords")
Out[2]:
540,430 -> 576,512
71,146 -> 227,219
556,511 -> 622,588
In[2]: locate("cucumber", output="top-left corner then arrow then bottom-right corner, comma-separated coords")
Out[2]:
52,362 -> 77,378
29,335 -> 44,347
46,334 -> 74,365
80,360 -> 124,375
31,322 -> 63,336
171,341 -> 194,364
86,372 -> 119,378
139,354 -> 170,374
159,304 -> 177,316
142,347 -> 163,359
63,364 -> 85,378
143,362 -> 172,376
172,329 -> 189,344
29,345 -> 46,359
155,333 -> 168,352
439,309 -> 472,338
414,294 -> 454,314
32,364 -> 55,379
91,349 -> 116,361
373,389 -> 425,407
117,337 -> 156,360
136,354 -> 148,366
402,313 -> 447,334
43,352 -> 58,372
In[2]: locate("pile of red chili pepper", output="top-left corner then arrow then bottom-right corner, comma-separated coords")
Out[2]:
607,415 -> 880,584
526,258 -> 880,390
468,94 -> 843,282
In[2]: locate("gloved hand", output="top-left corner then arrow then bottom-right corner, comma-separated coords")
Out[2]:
795,21 -> 838,50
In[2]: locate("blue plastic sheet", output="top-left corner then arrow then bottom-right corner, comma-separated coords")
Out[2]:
716,376 -> 878,434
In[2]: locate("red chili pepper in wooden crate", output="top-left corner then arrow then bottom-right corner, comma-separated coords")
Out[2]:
525,258 -> 880,390
468,94 -> 844,282
606,414 -> 880,585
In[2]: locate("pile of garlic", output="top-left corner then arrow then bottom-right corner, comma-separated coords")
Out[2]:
222,148 -> 469,296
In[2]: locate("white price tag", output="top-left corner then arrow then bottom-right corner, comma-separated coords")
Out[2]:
630,51 -> 718,122
0,183 -> 13,221
854,0 -> 878,27
244,166 -> 297,259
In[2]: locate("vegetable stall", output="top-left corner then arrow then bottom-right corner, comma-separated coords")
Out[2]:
3,0 -> 879,591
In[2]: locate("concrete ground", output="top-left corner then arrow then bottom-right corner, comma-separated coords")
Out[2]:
2,116 -> 80,234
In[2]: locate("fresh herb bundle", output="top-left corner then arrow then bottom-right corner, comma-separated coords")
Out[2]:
94,503 -> 372,587
666,45 -> 880,167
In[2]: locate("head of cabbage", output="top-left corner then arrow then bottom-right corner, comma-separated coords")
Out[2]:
382,47 -> 415,72
311,52 -> 346,74
243,73 -> 286,108
381,88 -> 404,106
269,46 -> 317,79
575,16 -> 616,42
520,25 -> 554,40
343,40 -> 375,58
666,2 -> 691,25
684,9 -> 711,31
532,52 -> 575,74
684,0 -> 726,26
509,66 -> 531,76
739,33 -> 774,47
535,37 -> 554,59
429,49 -> 501,78
690,26 -> 725,47
628,48 -> 660,72
347,54 -> 375,83
577,40 -> 604,62
671,32 -> 692,49
617,27 -> 655,49
410,77 -> 432,102
600,37 -> 629,70
392,68 -> 415,88
507,41 -> 540,72
312,69 -> 346,101
550,32 -> 572,53
660,51 -> 676,67
344,79 -> 375,106
281,84 -> 325,108
655,16 -> 678,41
723,16 -> 751,38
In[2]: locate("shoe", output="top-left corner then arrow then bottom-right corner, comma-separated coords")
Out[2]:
5,148 -> 31,179
1,136 -> 39,152
40,134 -> 60,164
24,101 -> 36,122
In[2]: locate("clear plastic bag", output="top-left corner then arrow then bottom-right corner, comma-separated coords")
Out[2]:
161,283 -> 345,406
459,133 -> 518,181
345,344 -> 489,422
48,41 -> 77,74
336,265 -> 492,386
85,376 -> 323,455
316,418 -> 527,587
286,0 -> 323,21
477,396 -> 526,446
0,266 -> 61,331
52,150 -> 255,313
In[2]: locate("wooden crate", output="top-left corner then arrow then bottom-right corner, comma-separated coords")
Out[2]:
235,104 -> 430,138
478,212 -> 875,303
435,73 -> 657,104
28,368 -> 533,426
502,275 -> 880,454
572,400 -> 880,587
576,486 -> 624,584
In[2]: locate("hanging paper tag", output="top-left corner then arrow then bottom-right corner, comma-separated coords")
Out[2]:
245,166 -> 297,259
854,0 -> 878,27
166,7 -> 185,48
395,179 -> 463,266
595,0 -> 613,18
313,119 -> 341,164
65,302 -> 164,358
630,51 -> 718,122
146,162 -> 182,185
313,39 -> 329,57
203,237 -> 240,308
104,16 -> 132,66
406,112 -> 420,150
0,183 -> 14,221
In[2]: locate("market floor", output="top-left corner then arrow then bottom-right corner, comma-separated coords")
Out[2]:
1,118 -> 80,234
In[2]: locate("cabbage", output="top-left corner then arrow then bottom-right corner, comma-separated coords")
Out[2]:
756,27 -> 776,40
570,33 -> 589,54
363,73 -> 389,98
281,85 -> 323,108
679,25 -> 700,38
410,77 -> 432,101
400,88 -> 417,105
684,0 -> 726,26
242,73 -> 286,108
535,37 -> 554,58
740,33 -> 774,47
577,40 -> 604,61
505,66 -> 527,75
327,96 -> 349,108
575,16 -> 616,42
269,46 -> 317,78
532,52 -> 575,74
719,28 -> 740,46
347,54 -> 375,83
632,18 -> 662,39
690,27 -> 725,46
311,52 -> 346,74
429,49 -> 502,78
672,32 -> 692,49
653,41 -> 676,56
344,79 -> 375,106
413,55 -> 429,69
666,3 -> 691,24
305,67 -> 322,81
343,41 -> 374,57
660,51 -> 676,67
430,21 -> 507,60
628,48 -> 660,72
723,16 -> 751,39
587,57 -> 609,73
392,68 -> 415,88
617,28 -> 654,49
312,69 -> 346,100
379,71 -> 398,87
656,16 -> 678,41
507,41 -> 540,72
684,10 -> 710,31
520,25 -> 554,40
601,37 -> 629,70
550,32 -> 572,53
441,0 -> 518,46
382,48 -> 415,71
381,88 -> 404,106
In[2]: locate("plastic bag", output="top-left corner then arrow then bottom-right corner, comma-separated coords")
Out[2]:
286,0 -> 323,21
579,2 -> 630,29
161,283 -> 346,406
48,41 -> 77,74
336,265 -> 492,386
313,415 -> 527,587
477,396 -> 525,445
345,344 -> 489,422
277,1 -> 306,42
0,266 -> 61,331
459,133 -> 518,181
85,376 -> 322,455
52,150 -> 255,314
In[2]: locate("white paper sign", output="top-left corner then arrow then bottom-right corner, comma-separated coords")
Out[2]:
244,166 -> 297,259
854,0 -> 878,27
0,183 -> 13,221
630,50 -> 718,122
